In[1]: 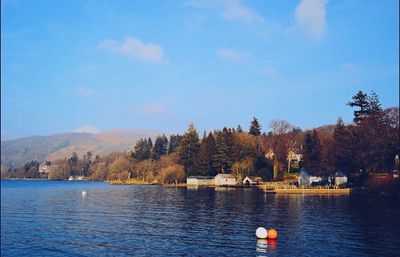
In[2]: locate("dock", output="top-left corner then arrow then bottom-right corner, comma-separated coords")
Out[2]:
274,188 -> 351,194
258,183 -> 351,194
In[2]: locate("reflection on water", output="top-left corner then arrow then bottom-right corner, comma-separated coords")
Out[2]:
1,180 -> 400,257
256,239 -> 277,256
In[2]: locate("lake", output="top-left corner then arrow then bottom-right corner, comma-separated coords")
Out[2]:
1,180 -> 400,256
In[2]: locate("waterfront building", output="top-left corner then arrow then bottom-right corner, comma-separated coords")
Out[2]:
214,174 -> 238,186
334,172 -> 348,186
243,176 -> 263,186
298,168 -> 323,186
186,176 -> 215,186
39,161 -> 51,174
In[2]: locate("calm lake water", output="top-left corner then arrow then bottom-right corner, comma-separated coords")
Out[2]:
1,180 -> 400,257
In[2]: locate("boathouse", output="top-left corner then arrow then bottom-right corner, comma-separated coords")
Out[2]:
298,168 -> 323,186
186,176 -> 215,186
334,172 -> 348,186
243,176 -> 263,186
214,174 -> 238,186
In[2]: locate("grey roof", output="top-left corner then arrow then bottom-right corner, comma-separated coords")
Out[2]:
299,168 -> 323,176
187,176 -> 214,179
215,173 -> 236,178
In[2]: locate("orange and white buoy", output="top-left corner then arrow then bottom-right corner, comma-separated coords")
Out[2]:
267,229 -> 278,240
255,227 -> 268,239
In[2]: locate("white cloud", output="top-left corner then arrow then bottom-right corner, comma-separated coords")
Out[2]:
137,103 -> 169,116
185,0 -> 263,23
295,0 -> 327,39
76,86 -> 93,96
98,37 -> 166,64
217,47 -> 249,61
73,125 -> 100,134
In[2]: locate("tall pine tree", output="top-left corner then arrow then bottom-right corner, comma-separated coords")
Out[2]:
152,134 -> 168,160
332,117 -> 355,174
179,124 -> 200,176
302,129 -> 321,169
249,117 -> 262,136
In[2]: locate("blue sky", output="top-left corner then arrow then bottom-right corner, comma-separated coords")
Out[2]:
1,0 -> 399,140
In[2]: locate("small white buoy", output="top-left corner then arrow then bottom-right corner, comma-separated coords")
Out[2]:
256,227 -> 268,239
82,191 -> 87,197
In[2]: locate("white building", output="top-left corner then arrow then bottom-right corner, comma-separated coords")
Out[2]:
335,172 -> 348,186
243,176 -> 263,186
298,168 -> 322,186
287,150 -> 303,163
39,161 -> 51,174
214,174 -> 238,186
186,176 -> 215,186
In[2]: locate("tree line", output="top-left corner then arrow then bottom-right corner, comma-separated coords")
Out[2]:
1,91 -> 399,183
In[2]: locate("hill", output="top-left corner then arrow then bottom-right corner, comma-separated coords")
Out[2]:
1,130 -> 163,168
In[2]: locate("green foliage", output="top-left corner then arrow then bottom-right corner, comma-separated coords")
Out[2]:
249,117 -> 262,136
152,134 -> 168,160
333,118 -> 357,174
132,138 -> 152,160
348,90 -> 383,124
303,129 -> 321,169
178,124 -> 200,176
254,154 -> 273,181
168,134 -> 182,154
213,130 -> 233,173
197,132 -> 218,176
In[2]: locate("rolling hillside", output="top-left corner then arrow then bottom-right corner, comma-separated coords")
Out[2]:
1,130 -> 163,168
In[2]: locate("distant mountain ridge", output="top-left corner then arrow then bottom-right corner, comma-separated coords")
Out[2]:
1,130 -> 164,168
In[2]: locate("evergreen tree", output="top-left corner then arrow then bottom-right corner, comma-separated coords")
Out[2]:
68,152 -> 79,175
179,124 -> 200,176
249,117 -> 262,136
152,134 -> 169,160
348,90 -> 383,124
213,130 -> 232,173
197,133 -> 218,176
333,117 -> 355,174
303,129 -> 321,169
368,90 -> 382,115
237,124 -> 243,133
133,138 -> 152,160
206,133 -> 218,176
168,134 -> 182,154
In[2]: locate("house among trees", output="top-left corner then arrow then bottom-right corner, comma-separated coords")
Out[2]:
214,174 -> 238,186
186,176 -> 215,186
243,176 -> 263,186
298,168 -> 323,186
39,161 -> 51,174
287,149 -> 303,173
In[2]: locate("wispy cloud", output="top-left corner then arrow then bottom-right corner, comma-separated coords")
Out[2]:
73,125 -> 100,134
98,37 -> 166,64
137,103 -> 169,116
184,0 -> 263,23
216,47 -> 249,61
76,86 -> 93,96
294,0 -> 327,40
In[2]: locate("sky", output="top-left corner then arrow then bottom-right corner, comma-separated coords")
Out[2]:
1,0 -> 399,140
